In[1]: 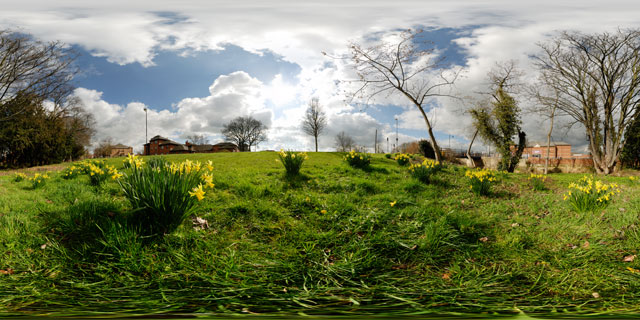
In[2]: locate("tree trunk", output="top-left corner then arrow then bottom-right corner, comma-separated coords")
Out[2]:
466,129 -> 478,168
544,107 -> 555,175
415,105 -> 442,163
314,135 -> 318,152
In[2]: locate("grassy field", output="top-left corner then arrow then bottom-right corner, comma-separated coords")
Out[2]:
1,152 -> 640,317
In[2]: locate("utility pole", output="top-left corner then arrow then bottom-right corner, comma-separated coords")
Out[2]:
143,107 -> 148,155
395,117 -> 398,152
386,137 -> 389,154
374,129 -> 378,153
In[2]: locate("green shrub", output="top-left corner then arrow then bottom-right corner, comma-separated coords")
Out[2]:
384,153 -> 392,159
118,157 -> 214,237
13,172 -> 27,182
146,156 -> 169,169
409,159 -> 442,183
528,173 -> 547,191
29,173 -> 49,189
465,169 -> 496,196
86,162 -> 120,186
343,150 -> 371,169
419,139 -> 436,159
395,153 -> 411,166
62,165 -> 81,180
276,150 -> 308,175
563,176 -> 620,212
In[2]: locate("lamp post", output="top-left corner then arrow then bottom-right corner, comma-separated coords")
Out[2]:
386,137 -> 389,153
395,117 -> 398,152
144,107 -> 148,155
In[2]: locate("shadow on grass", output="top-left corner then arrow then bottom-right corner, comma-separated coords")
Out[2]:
362,166 -> 390,174
486,189 -> 517,199
283,172 -> 311,188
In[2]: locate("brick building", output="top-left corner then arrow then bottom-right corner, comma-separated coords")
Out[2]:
143,135 -> 239,155
522,141 -> 573,159
110,144 -> 133,157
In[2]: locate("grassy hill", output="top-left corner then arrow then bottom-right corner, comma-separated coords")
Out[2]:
1,152 -> 640,317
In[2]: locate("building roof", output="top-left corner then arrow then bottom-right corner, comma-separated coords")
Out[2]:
112,143 -> 131,149
149,135 -> 170,142
170,145 -> 189,152
159,140 -> 182,146
191,144 -> 214,152
213,142 -> 238,148
526,141 -> 571,148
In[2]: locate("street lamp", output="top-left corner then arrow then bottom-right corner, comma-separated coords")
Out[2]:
143,107 -> 148,142
395,117 -> 398,152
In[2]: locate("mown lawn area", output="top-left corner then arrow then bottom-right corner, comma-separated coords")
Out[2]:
1,152 -> 640,317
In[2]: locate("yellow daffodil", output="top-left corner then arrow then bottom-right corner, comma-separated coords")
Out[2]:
189,184 -> 206,201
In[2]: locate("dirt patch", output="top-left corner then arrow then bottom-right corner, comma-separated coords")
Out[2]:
0,164 -> 67,176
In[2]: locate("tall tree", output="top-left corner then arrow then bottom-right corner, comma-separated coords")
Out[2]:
527,75 -> 565,174
335,131 -> 355,152
620,114 -> 640,168
185,134 -> 209,145
535,29 -> 640,174
470,64 -> 526,172
0,30 -> 77,122
301,98 -> 327,152
340,29 -> 460,163
221,116 -> 268,152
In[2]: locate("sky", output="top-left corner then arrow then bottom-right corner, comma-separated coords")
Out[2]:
2,1 -> 640,153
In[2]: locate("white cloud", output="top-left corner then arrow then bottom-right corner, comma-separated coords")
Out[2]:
4,1 -> 640,152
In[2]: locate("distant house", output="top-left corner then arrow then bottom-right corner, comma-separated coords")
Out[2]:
144,135 -> 239,155
520,141 -> 591,159
110,144 -> 133,157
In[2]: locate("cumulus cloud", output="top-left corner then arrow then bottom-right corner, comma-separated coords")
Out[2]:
4,1 -> 640,152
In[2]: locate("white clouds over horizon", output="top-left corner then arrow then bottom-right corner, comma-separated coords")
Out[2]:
3,1 -> 640,153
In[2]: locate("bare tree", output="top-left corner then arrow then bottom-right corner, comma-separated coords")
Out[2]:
526,74 -> 566,174
0,30 -> 77,122
185,134 -> 209,145
335,131 -> 355,152
535,29 -> 640,174
340,29 -> 460,163
222,116 -> 268,152
93,138 -> 114,158
301,98 -> 327,152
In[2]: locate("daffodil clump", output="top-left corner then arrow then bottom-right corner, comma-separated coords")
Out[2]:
276,149 -> 308,176
409,159 -> 442,183
630,176 -> 639,184
118,156 -> 215,236
528,173 -> 547,191
13,172 -> 27,182
395,153 -> 411,166
29,173 -> 49,189
344,150 -> 371,169
62,165 -> 81,180
86,162 -> 121,186
563,176 -> 621,212
124,153 -> 145,169
465,169 -> 497,196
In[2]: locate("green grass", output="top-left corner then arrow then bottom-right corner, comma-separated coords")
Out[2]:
1,152 -> 640,317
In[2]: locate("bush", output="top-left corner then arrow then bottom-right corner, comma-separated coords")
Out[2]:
409,159 -> 442,183
276,150 -> 308,176
344,150 -> 371,169
563,176 -> 621,212
86,163 -> 121,186
146,156 -> 169,169
62,165 -> 81,180
385,153 -> 392,159
29,173 -> 49,189
528,173 -> 547,191
395,153 -> 411,166
13,172 -> 27,182
419,140 -> 435,159
118,157 -> 214,237
465,169 -> 496,196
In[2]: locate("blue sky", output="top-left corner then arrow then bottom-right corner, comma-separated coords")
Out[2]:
1,1 -> 637,153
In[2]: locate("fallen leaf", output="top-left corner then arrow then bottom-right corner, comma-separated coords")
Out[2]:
592,292 -> 600,299
40,244 -> 47,250
619,207 -> 626,212
191,216 -> 209,231
627,267 -> 640,273
511,223 -> 519,227
566,243 -> 578,249
0,268 -> 14,275
582,241 -> 590,249
623,255 -> 636,262
479,236 -> 489,242
442,273 -> 451,280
